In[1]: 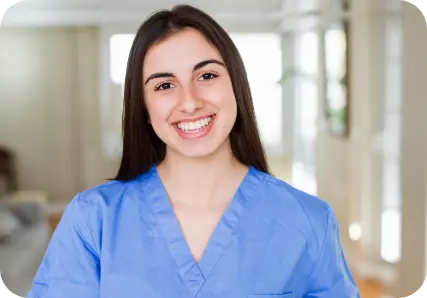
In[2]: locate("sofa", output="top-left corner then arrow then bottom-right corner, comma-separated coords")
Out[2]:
0,194 -> 50,297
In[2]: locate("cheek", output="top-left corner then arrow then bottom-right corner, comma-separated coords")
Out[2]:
204,81 -> 237,111
146,99 -> 174,141
146,97 -> 174,124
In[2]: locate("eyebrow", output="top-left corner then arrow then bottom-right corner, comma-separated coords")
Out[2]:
144,59 -> 226,85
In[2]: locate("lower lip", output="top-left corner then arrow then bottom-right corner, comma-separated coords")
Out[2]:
174,115 -> 216,140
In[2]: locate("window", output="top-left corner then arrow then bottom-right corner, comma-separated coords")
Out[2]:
229,33 -> 283,155
292,30 -> 319,196
103,34 -> 134,157
110,34 -> 134,85
380,16 -> 402,264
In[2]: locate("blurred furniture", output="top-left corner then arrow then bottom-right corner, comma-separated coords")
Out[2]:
0,191 -> 50,297
45,202 -> 67,236
0,146 -> 18,197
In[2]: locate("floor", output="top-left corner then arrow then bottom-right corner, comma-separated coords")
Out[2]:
355,276 -> 384,298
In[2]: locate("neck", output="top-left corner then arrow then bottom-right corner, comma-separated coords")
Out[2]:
156,139 -> 248,207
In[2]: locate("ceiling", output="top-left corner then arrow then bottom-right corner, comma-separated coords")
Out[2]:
2,0 -> 288,27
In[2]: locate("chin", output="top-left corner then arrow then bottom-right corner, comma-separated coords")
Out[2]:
174,142 -> 221,159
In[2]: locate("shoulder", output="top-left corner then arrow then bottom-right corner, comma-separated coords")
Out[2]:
60,170 -> 155,253
253,169 -> 335,250
256,169 -> 332,219
64,170 -> 155,232
74,169 -> 154,211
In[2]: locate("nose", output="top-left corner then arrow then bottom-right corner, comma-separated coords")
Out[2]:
178,84 -> 203,114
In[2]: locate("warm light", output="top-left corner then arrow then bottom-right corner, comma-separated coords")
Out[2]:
291,161 -> 317,196
349,222 -> 362,241
381,209 -> 401,263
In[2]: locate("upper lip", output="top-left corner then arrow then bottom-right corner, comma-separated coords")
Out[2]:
172,114 -> 215,124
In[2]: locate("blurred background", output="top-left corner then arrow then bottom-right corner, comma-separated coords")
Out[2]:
0,0 -> 426,297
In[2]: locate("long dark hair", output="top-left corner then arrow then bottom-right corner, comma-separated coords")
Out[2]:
114,4 -> 270,181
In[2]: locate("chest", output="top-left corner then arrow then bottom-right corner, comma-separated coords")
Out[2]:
100,213 -> 309,298
172,202 -> 227,263
99,171 -> 312,297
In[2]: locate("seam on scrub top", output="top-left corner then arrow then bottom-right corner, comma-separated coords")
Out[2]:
260,176 -> 314,246
76,193 -> 101,260
305,206 -> 332,288
275,178 -> 322,240
278,178 -> 334,271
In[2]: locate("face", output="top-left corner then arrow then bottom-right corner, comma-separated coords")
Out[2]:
142,28 -> 237,159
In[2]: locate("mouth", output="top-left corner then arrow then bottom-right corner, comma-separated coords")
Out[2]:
173,114 -> 216,140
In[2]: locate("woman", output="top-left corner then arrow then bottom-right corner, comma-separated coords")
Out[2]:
28,5 -> 359,298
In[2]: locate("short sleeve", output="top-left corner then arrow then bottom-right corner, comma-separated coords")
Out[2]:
304,208 -> 360,298
27,195 -> 100,298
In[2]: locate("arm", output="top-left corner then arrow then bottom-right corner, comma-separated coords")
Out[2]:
27,195 -> 100,298
304,208 -> 360,298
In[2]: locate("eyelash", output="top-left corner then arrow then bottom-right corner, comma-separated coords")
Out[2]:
154,82 -> 173,91
198,72 -> 218,81
154,72 -> 218,91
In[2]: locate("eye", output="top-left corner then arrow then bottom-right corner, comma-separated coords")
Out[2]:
198,72 -> 218,81
154,82 -> 174,91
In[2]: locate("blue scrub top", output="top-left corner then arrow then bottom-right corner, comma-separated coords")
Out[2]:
27,165 -> 360,298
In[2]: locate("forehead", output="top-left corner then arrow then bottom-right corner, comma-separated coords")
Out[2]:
143,28 -> 223,76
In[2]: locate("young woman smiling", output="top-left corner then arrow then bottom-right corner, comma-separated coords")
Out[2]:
27,5 -> 360,298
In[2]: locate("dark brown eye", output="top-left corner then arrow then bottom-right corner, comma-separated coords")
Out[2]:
155,83 -> 172,91
199,73 -> 217,81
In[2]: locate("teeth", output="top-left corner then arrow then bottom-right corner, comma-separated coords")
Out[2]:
177,116 -> 212,132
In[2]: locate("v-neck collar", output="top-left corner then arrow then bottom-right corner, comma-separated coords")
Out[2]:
142,165 -> 263,297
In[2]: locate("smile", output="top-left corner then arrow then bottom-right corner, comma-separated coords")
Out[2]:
177,116 -> 212,133
173,114 -> 216,140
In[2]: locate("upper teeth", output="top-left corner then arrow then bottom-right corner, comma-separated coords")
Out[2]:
177,116 -> 212,131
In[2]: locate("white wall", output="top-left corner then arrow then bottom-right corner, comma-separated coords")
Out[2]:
0,27 -> 118,202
